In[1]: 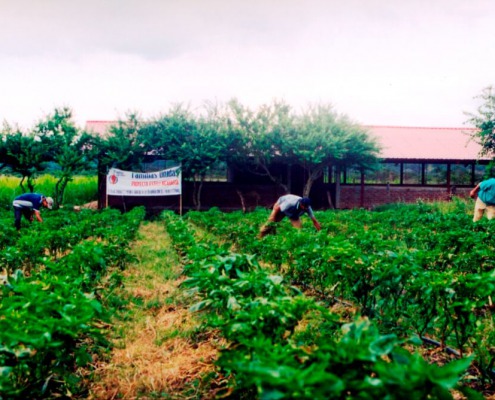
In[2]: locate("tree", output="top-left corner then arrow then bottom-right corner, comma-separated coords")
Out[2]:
289,104 -> 380,197
225,101 -> 380,198
143,104 -> 227,210
90,113 -> 149,208
0,123 -> 9,171
94,113 -> 148,172
466,85 -> 495,157
0,124 -> 48,193
36,107 -> 94,208
225,99 -> 294,192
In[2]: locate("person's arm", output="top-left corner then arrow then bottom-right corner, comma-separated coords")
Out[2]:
306,207 -> 321,231
311,216 -> 321,231
268,202 -> 281,222
33,209 -> 43,223
470,183 -> 481,199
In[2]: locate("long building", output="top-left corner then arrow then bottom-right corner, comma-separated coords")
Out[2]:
85,121 -> 488,211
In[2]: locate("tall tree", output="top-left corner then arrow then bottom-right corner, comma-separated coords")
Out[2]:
225,99 -> 293,192
36,108 -> 94,208
0,123 -> 9,171
225,100 -> 380,198
466,85 -> 495,157
0,124 -> 48,193
94,113 -> 147,172
289,104 -> 380,197
90,113 -> 148,208
144,104 -> 227,210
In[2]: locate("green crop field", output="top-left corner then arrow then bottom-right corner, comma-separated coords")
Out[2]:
1,198 -> 494,399
163,199 -> 493,399
0,174 -> 97,210
0,206 -> 145,399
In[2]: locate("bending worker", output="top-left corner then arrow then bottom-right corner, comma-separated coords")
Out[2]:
13,193 -> 53,231
470,178 -> 495,222
259,194 -> 321,238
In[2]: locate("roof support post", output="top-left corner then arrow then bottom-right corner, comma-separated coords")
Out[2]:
360,170 -> 365,208
334,166 -> 341,209
446,163 -> 451,193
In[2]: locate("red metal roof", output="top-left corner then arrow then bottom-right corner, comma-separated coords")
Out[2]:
85,120 -> 116,137
364,125 -> 486,161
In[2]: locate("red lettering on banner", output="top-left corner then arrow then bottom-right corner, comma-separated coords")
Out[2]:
161,179 -> 179,186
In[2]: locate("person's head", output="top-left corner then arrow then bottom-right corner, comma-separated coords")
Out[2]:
43,196 -> 54,209
299,197 -> 311,209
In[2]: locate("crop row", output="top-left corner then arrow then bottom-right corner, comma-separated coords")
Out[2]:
183,203 -> 495,388
184,202 -> 495,376
161,210 -> 479,399
0,207 -> 145,399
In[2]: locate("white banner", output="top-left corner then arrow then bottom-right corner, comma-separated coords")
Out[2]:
107,166 -> 182,196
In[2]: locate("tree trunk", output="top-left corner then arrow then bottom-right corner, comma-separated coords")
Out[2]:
326,190 -> 334,209
19,176 -> 26,193
54,176 -> 70,209
192,178 -> 204,211
303,168 -> 323,198
27,175 -> 35,193
236,190 -> 247,213
257,162 -> 289,193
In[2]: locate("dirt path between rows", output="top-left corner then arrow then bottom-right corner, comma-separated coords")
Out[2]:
87,221 -> 220,399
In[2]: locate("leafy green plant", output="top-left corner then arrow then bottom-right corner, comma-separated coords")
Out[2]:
0,204 -> 145,399
0,273 -> 106,398
217,318 -> 476,399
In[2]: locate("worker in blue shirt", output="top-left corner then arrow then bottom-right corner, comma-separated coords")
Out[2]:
259,194 -> 321,238
12,193 -> 53,230
470,178 -> 495,222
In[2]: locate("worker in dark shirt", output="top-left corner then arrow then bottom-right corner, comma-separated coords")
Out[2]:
259,194 -> 321,238
12,193 -> 53,230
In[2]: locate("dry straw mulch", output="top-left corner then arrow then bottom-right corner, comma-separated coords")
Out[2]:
87,222 -> 224,400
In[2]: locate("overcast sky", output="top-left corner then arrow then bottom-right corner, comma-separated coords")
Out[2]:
1,0 -> 494,130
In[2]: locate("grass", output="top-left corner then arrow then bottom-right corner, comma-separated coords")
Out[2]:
0,174 -> 97,209
372,196 -> 474,216
88,221 -> 223,399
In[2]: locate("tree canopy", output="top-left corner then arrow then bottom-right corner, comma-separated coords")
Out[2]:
466,85 -> 495,158
1,100 -> 381,207
224,100 -> 380,196
36,107 -> 94,208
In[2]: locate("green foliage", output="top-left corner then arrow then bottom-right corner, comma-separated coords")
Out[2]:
466,85 -> 495,157
163,209 -> 477,398
92,113 -> 148,173
224,100 -> 380,196
36,107 -> 95,208
0,273 -> 104,398
217,319 -> 475,399
0,174 -> 97,209
142,105 -> 229,209
291,104 -> 380,196
225,99 -> 293,191
0,107 -> 96,200
0,127 -> 48,192
182,205 -> 495,393
0,206 -> 146,399
3,101 -> 381,209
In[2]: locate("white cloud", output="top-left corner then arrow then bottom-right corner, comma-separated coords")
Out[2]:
0,0 -> 494,129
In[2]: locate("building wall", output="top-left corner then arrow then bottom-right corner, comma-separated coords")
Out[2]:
339,185 -> 472,209
103,180 -> 472,215
104,181 -> 287,216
